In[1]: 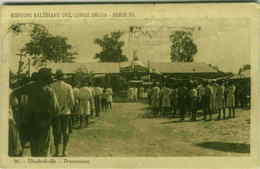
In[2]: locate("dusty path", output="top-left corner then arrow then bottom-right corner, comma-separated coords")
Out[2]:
68,102 -> 250,157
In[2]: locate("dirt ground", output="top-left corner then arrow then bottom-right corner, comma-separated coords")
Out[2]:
67,101 -> 250,157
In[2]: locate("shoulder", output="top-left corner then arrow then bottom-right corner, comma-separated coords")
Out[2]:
62,81 -> 72,89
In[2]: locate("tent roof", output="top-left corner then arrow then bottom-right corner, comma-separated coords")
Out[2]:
47,62 -> 125,74
37,62 -> 221,74
149,62 -> 219,74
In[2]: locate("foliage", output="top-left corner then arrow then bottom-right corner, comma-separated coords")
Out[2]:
239,64 -> 251,74
169,31 -> 197,62
9,23 -> 77,69
94,31 -> 128,62
9,70 -> 30,89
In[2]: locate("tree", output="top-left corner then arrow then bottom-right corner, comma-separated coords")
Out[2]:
9,23 -> 77,75
94,31 -> 128,62
169,31 -> 197,62
239,64 -> 251,74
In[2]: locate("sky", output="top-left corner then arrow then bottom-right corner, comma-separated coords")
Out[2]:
8,17 -> 250,73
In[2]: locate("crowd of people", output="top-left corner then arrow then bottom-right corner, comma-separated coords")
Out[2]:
8,68 -> 250,157
128,79 -> 250,121
9,68 -> 113,157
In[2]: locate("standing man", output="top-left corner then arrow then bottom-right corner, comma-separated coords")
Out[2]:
151,83 -> 161,117
11,68 -> 59,157
204,81 -> 213,120
178,82 -> 188,121
88,83 -> 95,117
209,80 -> 217,116
79,81 -> 92,128
50,70 -> 75,157
133,87 -> 138,101
160,84 -> 171,117
94,84 -> 103,117
216,81 -> 226,119
128,87 -> 133,102
72,84 -> 80,126
190,82 -> 198,121
201,81 -> 211,121
139,86 -> 145,100
226,80 -> 236,118
106,87 -> 113,111
170,85 -> 178,118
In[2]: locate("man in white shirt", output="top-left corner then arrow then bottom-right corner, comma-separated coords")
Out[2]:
50,70 -> 75,157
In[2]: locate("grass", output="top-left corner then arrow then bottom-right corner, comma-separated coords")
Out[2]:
66,101 -> 250,157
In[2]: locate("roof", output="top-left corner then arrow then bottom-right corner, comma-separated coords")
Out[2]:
47,62 -> 128,74
149,62 -> 219,74
39,62 -> 220,74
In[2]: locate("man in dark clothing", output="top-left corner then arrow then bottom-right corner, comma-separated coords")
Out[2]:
11,68 -> 59,157
178,84 -> 188,121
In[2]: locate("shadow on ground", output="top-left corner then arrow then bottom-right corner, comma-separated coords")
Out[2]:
196,142 -> 250,153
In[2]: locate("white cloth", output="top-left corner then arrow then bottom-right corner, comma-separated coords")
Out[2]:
50,80 -> 75,115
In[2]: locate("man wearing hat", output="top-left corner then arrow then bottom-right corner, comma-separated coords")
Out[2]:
11,68 -> 59,157
50,69 -> 75,157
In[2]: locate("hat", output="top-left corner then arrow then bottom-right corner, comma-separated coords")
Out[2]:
56,69 -> 64,80
38,68 -> 52,82
31,72 -> 39,81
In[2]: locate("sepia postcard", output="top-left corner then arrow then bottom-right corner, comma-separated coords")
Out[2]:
0,2 -> 260,169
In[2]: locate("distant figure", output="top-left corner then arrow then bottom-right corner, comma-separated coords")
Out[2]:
226,81 -> 236,118
93,85 -> 103,117
202,81 -> 211,120
216,81 -> 226,119
133,87 -> 138,101
170,87 -> 178,117
102,88 -> 108,112
79,82 -> 92,128
189,83 -> 198,121
209,81 -> 217,115
139,86 -> 145,99
197,82 -> 205,111
147,87 -> 152,105
11,68 -> 59,157
106,87 -> 113,111
88,84 -> 95,117
160,85 -> 171,117
128,87 -> 134,101
151,84 -> 161,117
50,70 -> 75,157
72,85 -> 80,125
178,84 -> 188,121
